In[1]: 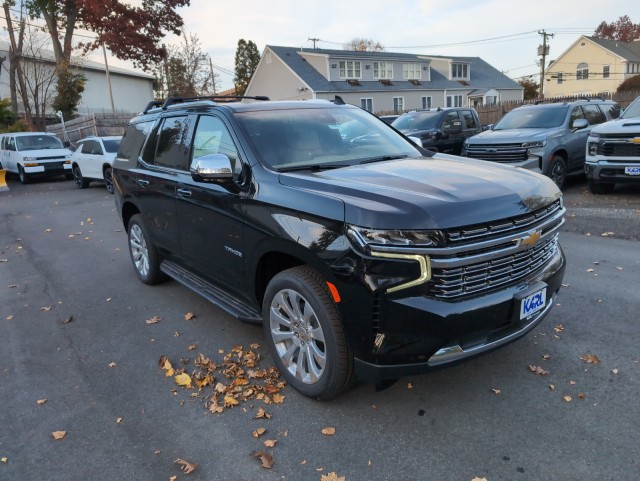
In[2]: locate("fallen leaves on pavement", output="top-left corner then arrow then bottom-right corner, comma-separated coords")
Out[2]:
174,458 -> 198,474
145,316 -> 161,325
51,431 -> 66,440
322,473 -> 346,481
252,450 -> 274,469
528,365 -> 549,375
580,354 -> 600,364
321,427 -> 336,436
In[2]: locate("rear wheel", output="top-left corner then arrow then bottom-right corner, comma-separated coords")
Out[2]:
546,154 -> 567,189
263,266 -> 354,400
127,214 -> 165,285
104,166 -> 114,194
18,165 -> 30,184
73,165 -> 89,189
588,179 -> 615,195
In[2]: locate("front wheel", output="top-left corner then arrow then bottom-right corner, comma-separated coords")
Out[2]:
546,155 -> 567,189
263,266 -> 354,400
104,166 -> 114,194
73,165 -> 89,189
18,165 -> 30,184
127,214 -> 165,285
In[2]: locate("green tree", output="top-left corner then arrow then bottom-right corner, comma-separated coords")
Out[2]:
51,65 -> 86,120
234,39 -> 260,96
593,15 -> 640,42
519,78 -> 539,100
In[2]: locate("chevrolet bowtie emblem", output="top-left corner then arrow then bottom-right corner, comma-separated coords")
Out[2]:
628,137 -> 640,145
520,230 -> 541,247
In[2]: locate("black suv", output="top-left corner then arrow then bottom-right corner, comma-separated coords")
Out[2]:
391,107 -> 482,155
113,96 -> 566,399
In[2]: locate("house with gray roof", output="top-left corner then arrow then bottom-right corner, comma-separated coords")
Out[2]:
544,35 -> 640,97
245,45 -> 523,113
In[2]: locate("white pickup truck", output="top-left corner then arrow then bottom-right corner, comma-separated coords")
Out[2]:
585,96 -> 640,194
0,132 -> 73,184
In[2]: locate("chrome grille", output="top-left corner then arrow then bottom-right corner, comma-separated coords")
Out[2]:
598,140 -> 640,158
429,235 -> 558,299
465,143 -> 528,162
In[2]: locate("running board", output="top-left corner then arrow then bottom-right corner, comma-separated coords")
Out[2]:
160,260 -> 262,324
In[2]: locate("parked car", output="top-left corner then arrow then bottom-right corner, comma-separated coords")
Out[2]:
113,96 -> 566,399
0,132 -> 72,184
585,96 -> 640,194
461,98 -> 621,189
71,136 -> 122,193
379,114 -> 399,124
391,107 -> 482,155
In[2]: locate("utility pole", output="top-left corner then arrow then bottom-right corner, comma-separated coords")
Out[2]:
209,57 -> 217,94
308,37 -> 320,49
538,30 -> 554,99
102,43 -> 116,115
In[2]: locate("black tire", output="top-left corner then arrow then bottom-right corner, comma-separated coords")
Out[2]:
588,179 -> 615,195
127,214 -> 165,285
262,266 -> 354,400
18,165 -> 30,184
104,166 -> 114,194
72,165 -> 89,189
546,154 -> 567,189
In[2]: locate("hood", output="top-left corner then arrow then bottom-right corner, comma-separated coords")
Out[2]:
591,117 -> 640,135
467,128 -> 559,144
397,128 -> 437,137
279,155 -> 561,230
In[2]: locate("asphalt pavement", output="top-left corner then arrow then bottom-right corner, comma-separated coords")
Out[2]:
0,175 -> 638,481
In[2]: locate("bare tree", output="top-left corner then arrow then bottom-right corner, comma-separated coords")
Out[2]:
344,38 -> 385,52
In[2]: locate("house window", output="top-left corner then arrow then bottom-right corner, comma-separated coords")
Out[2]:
576,63 -> 589,80
603,65 -> 610,78
402,63 -> 421,80
360,98 -> 373,112
393,97 -> 404,113
339,60 -> 361,78
373,62 -> 393,79
421,96 -> 432,109
485,96 -> 497,106
452,63 -> 468,79
446,95 -> 463,108
557,73 -> 564,84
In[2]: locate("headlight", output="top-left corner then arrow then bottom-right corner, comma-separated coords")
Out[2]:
521,141 -> 546,149
588,142 -> 598,156
347,225 -> 444,251
23,156 -> 37,161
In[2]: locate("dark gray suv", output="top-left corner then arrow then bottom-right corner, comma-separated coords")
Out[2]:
462,99 -> 620,188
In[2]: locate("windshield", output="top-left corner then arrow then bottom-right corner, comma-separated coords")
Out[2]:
103,139 -> 122,153
16,135 -> 64,151
493,106 -> 568,130
621,97 -> 640,119
236,106 -> 422,171
392,111 -> 440,131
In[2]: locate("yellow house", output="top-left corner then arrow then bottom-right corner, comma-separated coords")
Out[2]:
544,35 -> 640,97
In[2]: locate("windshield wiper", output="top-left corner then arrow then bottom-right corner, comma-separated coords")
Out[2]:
359,154 -> 408,164
278,163 -> 350,172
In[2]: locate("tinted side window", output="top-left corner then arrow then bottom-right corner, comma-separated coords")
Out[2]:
606,103 -> 621,119
461,110 -> 477,129
582,104 -> 605,125
153,116 -> 192,171
93,142 -> 104,155
81,140 -> 94,154
442,111 -> 461,129
118,120 -> 154,162
192,115 -> 241,175
569,106 -> 585,125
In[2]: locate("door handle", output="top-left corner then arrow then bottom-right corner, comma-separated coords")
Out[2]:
137,179 -> 150,187
177,188 -> 192,197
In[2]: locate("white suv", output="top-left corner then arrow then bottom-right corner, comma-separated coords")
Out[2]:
585,96 -> 640,194
70,136 -> 122,194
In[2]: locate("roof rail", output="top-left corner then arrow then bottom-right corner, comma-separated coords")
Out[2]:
330,95 -> 345,105
142,100 -> 164,114
533,96 -> 606,105
160,95 -> 270,110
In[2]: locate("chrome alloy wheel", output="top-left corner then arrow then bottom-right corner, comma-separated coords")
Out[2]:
269,288 -> 327,384
129,224 -> 150,278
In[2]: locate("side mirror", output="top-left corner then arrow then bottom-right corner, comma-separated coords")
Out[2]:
408,136 -> 422,147
190,153 -> 234,182
63,140 -> 71,148
572,118 -> 588,131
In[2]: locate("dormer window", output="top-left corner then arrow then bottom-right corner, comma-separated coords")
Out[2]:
373,62 -> 393,79
339,60 -> 361,79
452,63 -> 469,79
403,63 -> 421,80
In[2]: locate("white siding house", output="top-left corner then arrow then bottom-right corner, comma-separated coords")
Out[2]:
246,46 -> 523,113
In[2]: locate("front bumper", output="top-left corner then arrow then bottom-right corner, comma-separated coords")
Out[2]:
585,159 -> 640,184
352,244 -> 566,382
23,162 -> 72,176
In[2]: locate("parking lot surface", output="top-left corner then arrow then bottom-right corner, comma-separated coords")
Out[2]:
1,175 -> 638,481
